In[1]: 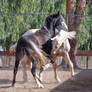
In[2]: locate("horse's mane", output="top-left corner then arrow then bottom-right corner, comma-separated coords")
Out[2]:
44,12 -> 60,28
34,13 -> 60,38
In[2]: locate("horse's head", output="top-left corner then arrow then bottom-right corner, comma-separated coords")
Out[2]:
44,12 -> 68,37
54,12 -> 68,31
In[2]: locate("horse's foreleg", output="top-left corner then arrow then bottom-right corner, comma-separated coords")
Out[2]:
42,63 -> 52,70
39,63 -> 52,82
40,55 -> 54,71
31,61 -> 44,88
12,59 -> 19,86
53,62 -> 61,83
39,56 -> 56,82
63,52 -> 74,77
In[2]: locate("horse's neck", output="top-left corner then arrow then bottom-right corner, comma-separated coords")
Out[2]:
49,23 -> 55,37
40,26 -> 54,39
63,39 -> 70,52
43,22 -> 55,38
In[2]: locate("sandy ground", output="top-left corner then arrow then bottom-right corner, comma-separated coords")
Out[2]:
0,66 -> 92,92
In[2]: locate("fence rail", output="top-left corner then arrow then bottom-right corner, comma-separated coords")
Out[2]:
76,50 -> 92,56
0,50 -> 92,56
0,50 -> 92,69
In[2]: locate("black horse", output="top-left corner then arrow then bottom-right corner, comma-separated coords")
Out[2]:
12,12 -> 68,88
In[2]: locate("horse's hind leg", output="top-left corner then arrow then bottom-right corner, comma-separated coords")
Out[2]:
31,61 -> 44,88
53,62 -> 61,83
21,55 -> 29,82
12,59 -> 19,86
63,52 -> 74,77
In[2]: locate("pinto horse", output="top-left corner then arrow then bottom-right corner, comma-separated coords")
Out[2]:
12,12 -> 68,88
51,30 -> 76,77
39,30 -> 76,83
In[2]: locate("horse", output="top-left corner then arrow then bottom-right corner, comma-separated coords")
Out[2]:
51,30 -> 76,77
9,29 -> 38,81
38,30 -> 76,83
12,12 -> 68,88
10,29 -> 76,84
9,29 -> 39,56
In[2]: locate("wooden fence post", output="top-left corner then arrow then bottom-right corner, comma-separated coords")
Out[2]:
86,45 -> 90,69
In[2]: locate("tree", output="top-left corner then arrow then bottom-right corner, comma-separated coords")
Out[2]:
0,0 -> 66,48
0,0 -> 91,51
66,0 -> 92,68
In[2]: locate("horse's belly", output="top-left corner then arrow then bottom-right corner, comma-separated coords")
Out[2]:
56,48 -> 68,56
56,51 -> 65,56
64,39 -> 70,52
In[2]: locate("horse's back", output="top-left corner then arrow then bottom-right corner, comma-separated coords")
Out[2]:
22,29 -> 39,36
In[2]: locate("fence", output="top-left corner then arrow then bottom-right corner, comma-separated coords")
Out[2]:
0,12 -> 92,69
0,50 -> 92,69
0,13 -> 92,48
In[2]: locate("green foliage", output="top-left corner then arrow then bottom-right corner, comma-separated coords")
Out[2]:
0,0 -> 66,48
77,3 -> 92,50
78,23 -> 90,50
0,0 -> 92,50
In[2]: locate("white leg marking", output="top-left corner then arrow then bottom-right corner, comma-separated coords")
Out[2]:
63,52 -> 74,77
35,73 -> 44,88
43,63 -> 52,70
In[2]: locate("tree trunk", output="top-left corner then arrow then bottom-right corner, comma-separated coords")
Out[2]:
66,0 -> 91,68
66,0 -> 74,29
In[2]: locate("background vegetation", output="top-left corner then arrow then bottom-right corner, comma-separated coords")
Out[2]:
0,0 -> 92,50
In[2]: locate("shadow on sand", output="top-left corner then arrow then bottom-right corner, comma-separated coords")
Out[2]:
0,78 -> 28,89
50,69 -> 92,92
0,79 -> 12,88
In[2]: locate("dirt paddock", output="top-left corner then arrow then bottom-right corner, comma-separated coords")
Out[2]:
0,66 -> 92,92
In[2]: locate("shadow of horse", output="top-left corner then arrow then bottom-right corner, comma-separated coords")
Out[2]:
0,79 -> 12,88
0,78 -> 28,89
50,69 -> 92,92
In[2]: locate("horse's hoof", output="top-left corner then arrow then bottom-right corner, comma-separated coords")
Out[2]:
38,84 -> 44,88
56,78 -> 61,83
11,84 -> 14,87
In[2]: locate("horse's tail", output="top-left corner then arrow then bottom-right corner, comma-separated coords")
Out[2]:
51,30 -> 76,42
66,31 -> 76,40
28,40 -> 45,66
9,43 -> 17,56
51,30 -> 76,54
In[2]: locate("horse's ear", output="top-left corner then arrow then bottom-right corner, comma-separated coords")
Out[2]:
60,12 -> 64,17
57,11 -> 60,15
